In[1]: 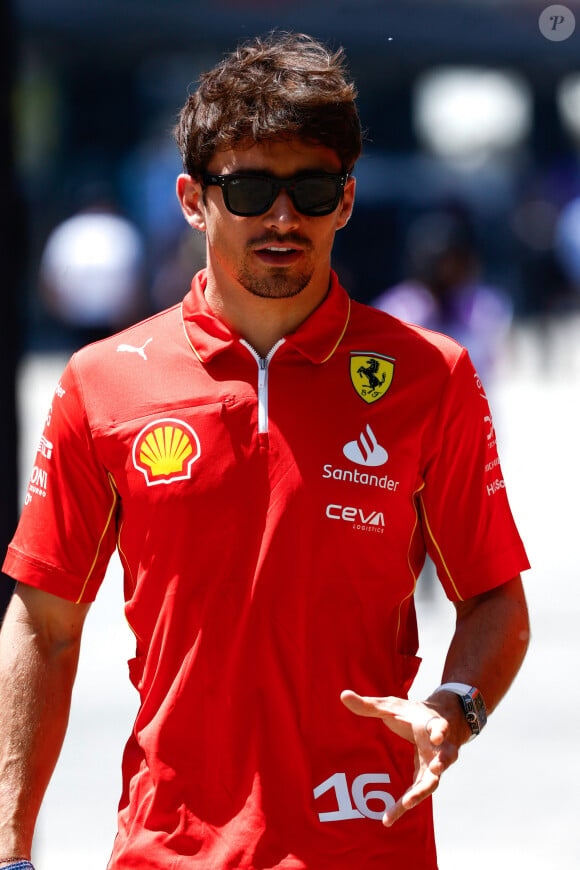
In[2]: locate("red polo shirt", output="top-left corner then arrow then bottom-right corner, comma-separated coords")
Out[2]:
4,270 -> 529,869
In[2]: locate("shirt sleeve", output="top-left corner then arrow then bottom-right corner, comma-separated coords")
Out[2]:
3,356 -> 118,603
419,349 -> 530,601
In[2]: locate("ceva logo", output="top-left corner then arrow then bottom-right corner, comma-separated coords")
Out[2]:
326,504 -> 385,527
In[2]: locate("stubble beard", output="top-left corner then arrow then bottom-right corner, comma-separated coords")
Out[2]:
237,266 -> 313,299
238,235 -> 314,299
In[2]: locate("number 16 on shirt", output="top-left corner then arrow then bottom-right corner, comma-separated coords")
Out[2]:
313,772 -> 395,822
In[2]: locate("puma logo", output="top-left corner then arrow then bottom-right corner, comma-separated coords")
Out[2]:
116,338 -> 153,360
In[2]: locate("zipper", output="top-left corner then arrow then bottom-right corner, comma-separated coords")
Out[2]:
241,338 -> 285,434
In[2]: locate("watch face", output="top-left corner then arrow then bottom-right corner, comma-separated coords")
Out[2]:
438,684 -> 487,736
466,711 -> 479,730
465,689 -> 487,732
472,692 -> 487,726
464,704 -> 479,732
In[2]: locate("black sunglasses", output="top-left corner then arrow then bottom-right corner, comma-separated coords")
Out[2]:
200,171 -> 349,217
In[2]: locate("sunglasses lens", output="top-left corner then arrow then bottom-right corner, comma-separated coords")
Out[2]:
216,174 -> 345,216
226,177 -> 273,215
292,177 -> 342,216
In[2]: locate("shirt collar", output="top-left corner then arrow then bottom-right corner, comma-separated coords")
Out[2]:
181,269 -> 350,364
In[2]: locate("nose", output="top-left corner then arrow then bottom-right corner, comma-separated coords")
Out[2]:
263,188 -> 301,231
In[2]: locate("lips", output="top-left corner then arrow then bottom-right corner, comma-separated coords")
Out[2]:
253,245 -> 304,266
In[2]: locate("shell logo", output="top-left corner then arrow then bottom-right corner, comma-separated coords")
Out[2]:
132,418 -> 201,486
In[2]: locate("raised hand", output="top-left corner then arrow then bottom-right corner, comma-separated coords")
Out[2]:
340,690 -> 461,827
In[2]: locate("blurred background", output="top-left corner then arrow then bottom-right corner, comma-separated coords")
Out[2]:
1,0 -> 580,867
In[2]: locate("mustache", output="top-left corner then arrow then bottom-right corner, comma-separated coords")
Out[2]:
248,233 -> 312,250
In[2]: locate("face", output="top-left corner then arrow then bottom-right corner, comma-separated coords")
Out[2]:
177,139 -> 355,304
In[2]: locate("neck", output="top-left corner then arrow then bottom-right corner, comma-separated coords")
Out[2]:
203,268 -> 332,358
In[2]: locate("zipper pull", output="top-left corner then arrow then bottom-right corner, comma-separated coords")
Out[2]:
258,356 -> 267,390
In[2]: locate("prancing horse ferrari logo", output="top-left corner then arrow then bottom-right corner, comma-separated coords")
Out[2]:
350,353 -> 395,404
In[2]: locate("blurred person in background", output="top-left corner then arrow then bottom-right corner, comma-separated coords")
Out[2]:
554,195 -> 580,305
371,207 -> 513,381
38,186 -> 146,349
0,31 -> 529,870
150,225 -> 206,311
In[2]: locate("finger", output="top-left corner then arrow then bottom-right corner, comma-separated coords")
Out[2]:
383,766 -> 441,827
428,740 -> 459,776
428,753 -> 446,778
425,714 -> 446,746
340,690 -> 395,719
341,692 -> 431,744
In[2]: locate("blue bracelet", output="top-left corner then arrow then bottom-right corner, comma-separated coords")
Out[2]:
1,862 -> 35,870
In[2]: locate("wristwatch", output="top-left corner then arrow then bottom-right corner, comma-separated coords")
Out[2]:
438,682 -> 487,739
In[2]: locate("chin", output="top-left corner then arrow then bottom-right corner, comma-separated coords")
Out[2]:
241,272 -> 312,299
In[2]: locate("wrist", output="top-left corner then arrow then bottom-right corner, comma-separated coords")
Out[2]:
430,682 -> 488,742
427,690 -> 472,745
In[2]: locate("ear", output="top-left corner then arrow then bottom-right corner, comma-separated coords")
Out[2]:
176,173 -> 206,232
335,175 -> 356,231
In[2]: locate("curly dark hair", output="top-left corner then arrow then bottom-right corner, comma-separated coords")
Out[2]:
174,31 -> 362,177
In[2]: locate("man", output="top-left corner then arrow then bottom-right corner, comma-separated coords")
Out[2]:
0,32 -> 529,870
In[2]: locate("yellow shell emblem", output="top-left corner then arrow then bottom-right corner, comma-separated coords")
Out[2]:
133,419 -> 200,485
350,353 -> 395,404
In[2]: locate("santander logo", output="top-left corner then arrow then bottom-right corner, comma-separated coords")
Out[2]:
343,424 -> 388,467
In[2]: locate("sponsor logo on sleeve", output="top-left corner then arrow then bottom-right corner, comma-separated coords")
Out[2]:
38,435 -> 54,460
474,372 -> 487,399
133,418 -> 200,486
24,435 -> 54,505
484,414 -> 497,450
487,478 -> 506,496
350,353 -> 395,404
24,465 -> 49,505
45,383 -> 66,429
